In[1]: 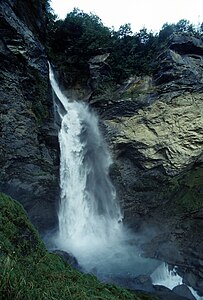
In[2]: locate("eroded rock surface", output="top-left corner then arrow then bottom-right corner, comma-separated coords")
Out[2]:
0,0 -> 59,233
93,34 -> 203,295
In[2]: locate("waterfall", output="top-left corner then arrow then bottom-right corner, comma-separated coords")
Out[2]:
49,65 -> 159,280
151,263 -> 203,300
151,263 -> 183,290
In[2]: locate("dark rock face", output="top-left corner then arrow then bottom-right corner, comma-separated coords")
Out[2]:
154,285 -> 191,300
169,35 -> 203,56
0,0 -> 59,233
154,35 -> 203,88
172,284 -> 196,300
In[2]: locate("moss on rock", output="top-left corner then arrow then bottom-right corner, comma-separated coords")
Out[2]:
0,193 -> 157,300
170,163 -> 203,214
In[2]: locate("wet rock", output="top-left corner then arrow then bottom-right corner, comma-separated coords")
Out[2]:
182,271 -> 203,296
133,275 -> 154,292
154,285 -> 190,300
172,284 -> 196,300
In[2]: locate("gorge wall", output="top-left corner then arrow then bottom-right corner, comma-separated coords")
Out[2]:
100,35 -> 203,227
0,0 -> 59,233
90,34 -> 203,294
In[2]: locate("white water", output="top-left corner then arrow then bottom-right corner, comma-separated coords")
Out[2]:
152,263 -> 203,300
49,65 -> 159,280
151,263 -> 183,290
189,288 -> 203,300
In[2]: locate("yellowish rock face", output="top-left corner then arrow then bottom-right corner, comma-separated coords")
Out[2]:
105,92 -> 203,175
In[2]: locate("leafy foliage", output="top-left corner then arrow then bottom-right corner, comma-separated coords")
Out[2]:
108,26 -> 158,81
48,8 -> 111,59
47,9 -> 203,84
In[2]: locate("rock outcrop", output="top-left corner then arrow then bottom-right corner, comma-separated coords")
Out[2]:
99,34 -> 202,216
91,34 -> 203,295
0,0 -> 59,233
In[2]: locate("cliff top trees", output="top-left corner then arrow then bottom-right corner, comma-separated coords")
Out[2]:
48,8 -> 111,57
47,9 -> 202,83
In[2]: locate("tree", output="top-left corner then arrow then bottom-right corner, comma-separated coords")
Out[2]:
48,8 -> 111,57
117,23 -> 133,38
47,9 -> 202,84
175,19 -> 194,33
158,23 -> 176,42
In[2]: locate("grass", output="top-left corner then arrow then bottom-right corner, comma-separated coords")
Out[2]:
0,193 -> 157,300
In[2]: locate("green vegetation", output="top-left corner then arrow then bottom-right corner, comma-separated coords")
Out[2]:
0,193 -> 157,300
47,9 -> 203,83
161,163 -> 203,218
173,163 -> 203,213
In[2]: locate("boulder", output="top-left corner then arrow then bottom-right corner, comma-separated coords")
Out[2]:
154,285 -> 191,300
133,275 -> 155,292
172,284 -> 196,300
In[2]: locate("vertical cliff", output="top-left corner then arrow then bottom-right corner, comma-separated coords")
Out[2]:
102,35 -> 203,226
0,0 -> 59,233
99,35 -> 203,295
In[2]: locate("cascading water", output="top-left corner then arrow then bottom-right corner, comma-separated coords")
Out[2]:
49,65 -> 158,280
152,264 -> 203,300
151,263 -> 183,290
